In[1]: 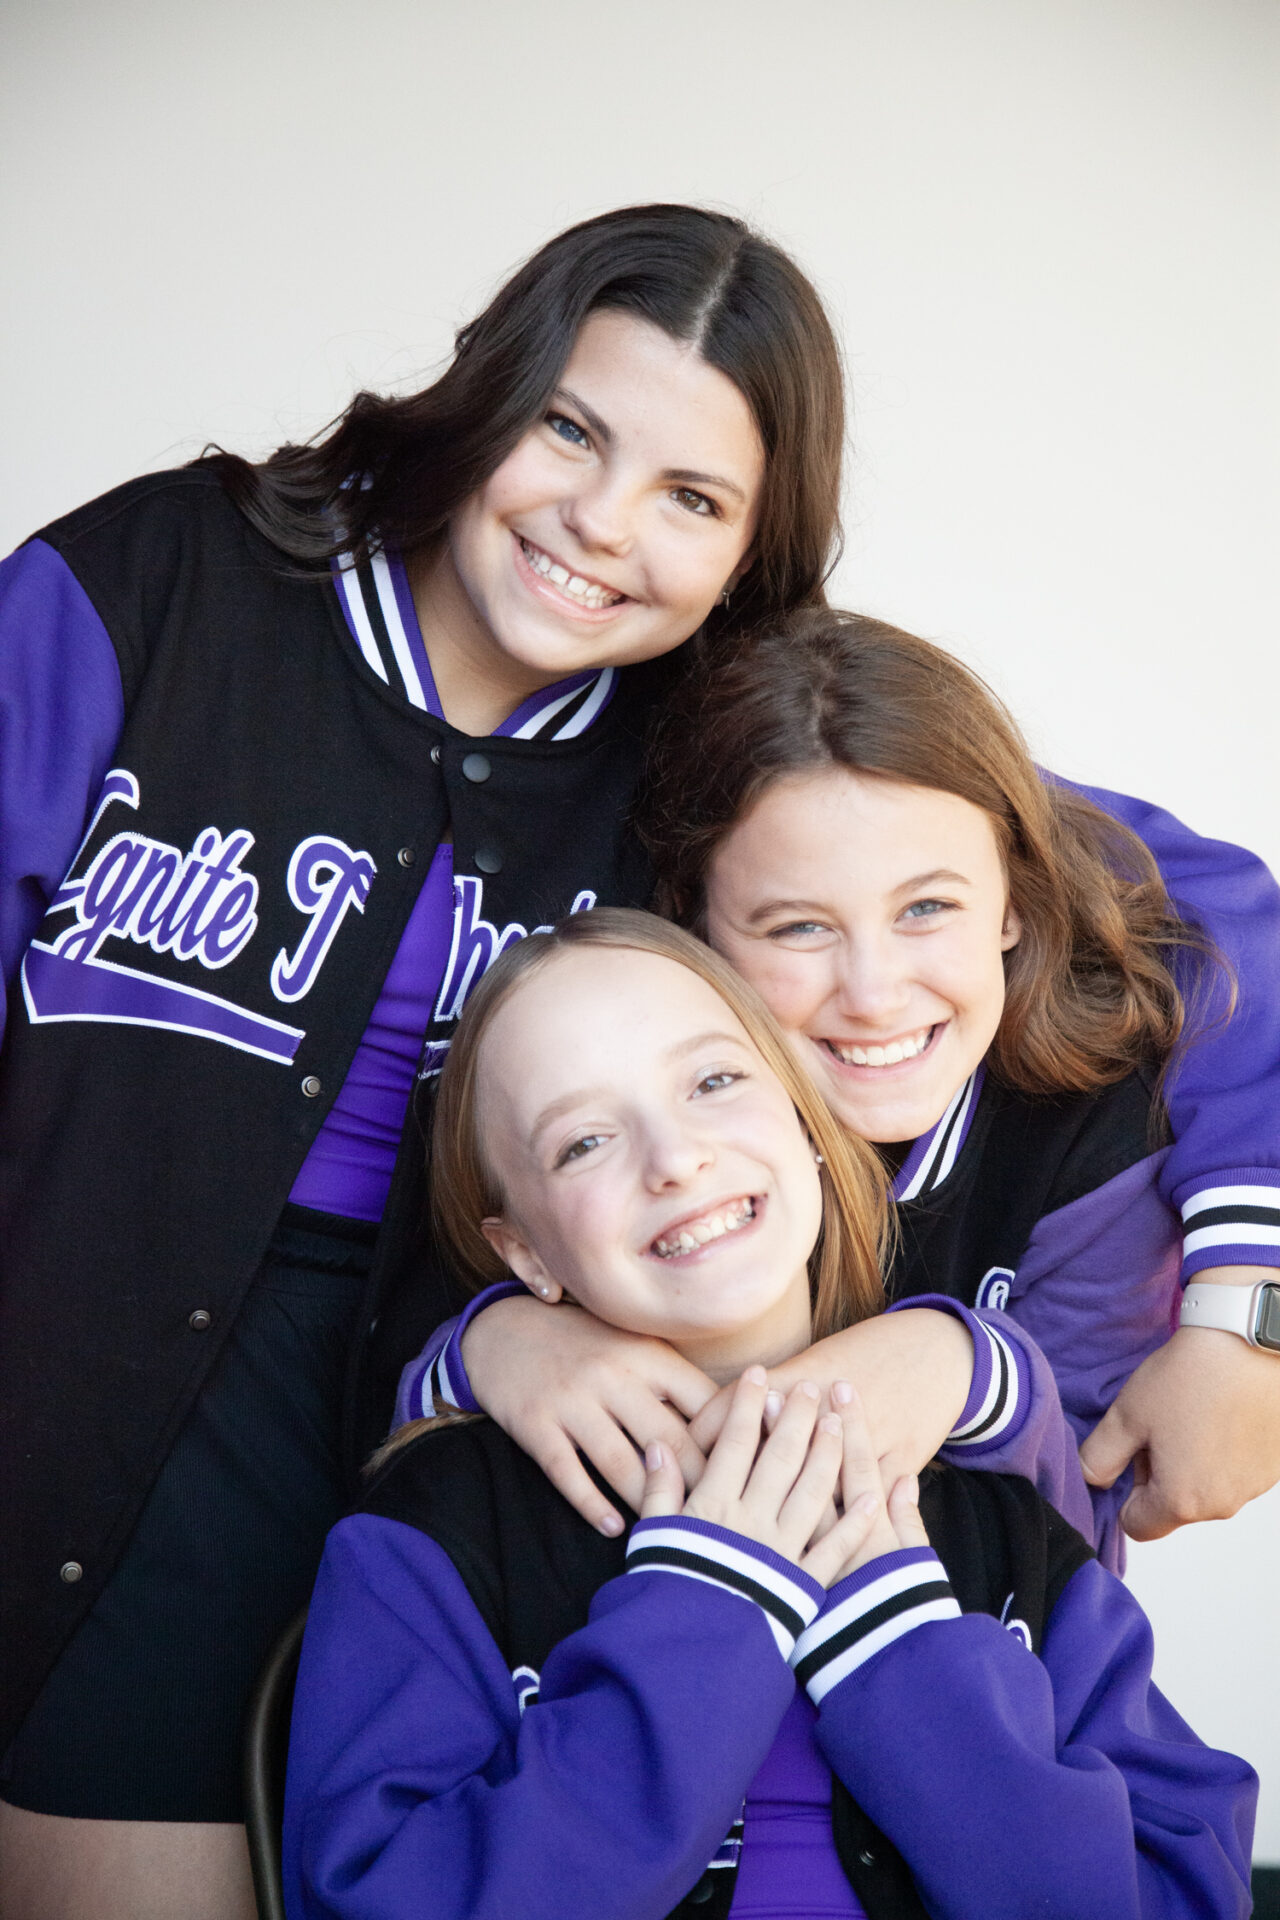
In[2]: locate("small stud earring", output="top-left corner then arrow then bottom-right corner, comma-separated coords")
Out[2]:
813,1148 -> 824,1166
719,586 -> 731,608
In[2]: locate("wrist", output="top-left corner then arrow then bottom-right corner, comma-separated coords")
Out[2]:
1179,1276 -> 1280,1352
1187,1264 -> 1278,1288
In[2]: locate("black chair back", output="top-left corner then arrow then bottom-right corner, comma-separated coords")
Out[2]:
243,1607 -> 309,1920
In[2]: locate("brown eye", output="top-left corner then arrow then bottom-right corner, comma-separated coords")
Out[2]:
555,1132 -> 606,1168
693,1071 -> 742,1097
671,487 -> 717,517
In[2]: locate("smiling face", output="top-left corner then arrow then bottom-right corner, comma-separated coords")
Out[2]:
704,769 -> 1021,1146
415,309 -> 765,727
475,946 -> 822,1381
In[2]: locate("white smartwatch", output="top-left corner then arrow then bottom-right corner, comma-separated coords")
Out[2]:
1179,1280 -> 1280,1352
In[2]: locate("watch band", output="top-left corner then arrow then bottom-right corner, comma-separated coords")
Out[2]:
1179,1280 -> 1280,1352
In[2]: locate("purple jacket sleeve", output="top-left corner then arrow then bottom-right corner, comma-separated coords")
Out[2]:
999,1150 -> 1183,1570
795,1547 -> 1256,1920
0,538 -> 125,1036
395,1290 -> 1094,1557
894,1295 -> 1101,1560
393,1281 -> 524,1426
1066,775 -> 1280,1278
284,1512 -> 819,1920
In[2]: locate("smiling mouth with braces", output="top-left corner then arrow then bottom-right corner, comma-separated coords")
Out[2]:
651,1197 -> 756,1259
519,536 -> 625,609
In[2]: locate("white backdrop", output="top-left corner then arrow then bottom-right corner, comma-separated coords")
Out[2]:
3,0 -> 1278,1859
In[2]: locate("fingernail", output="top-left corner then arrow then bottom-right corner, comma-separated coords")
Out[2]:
832,1380 -> 853,1406
645,1441 -> 664,1472
799,1379 -> 819,1400
599,1513 -> 623,1536
764,1391 -> 784,1420
819,1413 -> 842,1436
855,1492 -> 878,1517
743,1364 -> 767,1386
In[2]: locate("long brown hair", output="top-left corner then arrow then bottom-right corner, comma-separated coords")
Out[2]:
202,205 -> 844,644
641,609 -> 1222,1095
431,909 -> 888,1340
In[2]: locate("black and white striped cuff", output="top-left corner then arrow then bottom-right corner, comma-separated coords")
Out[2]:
791,1549 -> 960,1703
945,1316 -> 1024,1449
626,1518 -> 823,1661
1179,1177 -> 1280,1278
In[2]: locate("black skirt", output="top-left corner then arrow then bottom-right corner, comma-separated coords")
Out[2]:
0,1207 -> 375,1822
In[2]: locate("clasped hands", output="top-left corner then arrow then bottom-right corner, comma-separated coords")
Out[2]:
640,1367 -> 929,1586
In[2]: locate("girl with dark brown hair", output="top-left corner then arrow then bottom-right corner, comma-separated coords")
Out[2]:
0,204 -> 849,1919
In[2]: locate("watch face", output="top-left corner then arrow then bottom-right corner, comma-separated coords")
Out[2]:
1256,1285 -> 1280,1353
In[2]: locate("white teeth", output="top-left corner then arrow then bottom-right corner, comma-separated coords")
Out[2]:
828,1028 -> 933,1069
652,1198 -> 755,1259
520,538 -> 622,608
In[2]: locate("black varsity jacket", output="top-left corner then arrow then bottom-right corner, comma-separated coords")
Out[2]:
0,469 -> 671,1747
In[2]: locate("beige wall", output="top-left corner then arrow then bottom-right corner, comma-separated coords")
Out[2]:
3,0 -> 1277,1856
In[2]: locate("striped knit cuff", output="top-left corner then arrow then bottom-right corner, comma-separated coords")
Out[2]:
792,1547 -> 960,1703
946,1314 -> 1026,1449
888,1296 -> 1027,1452
626,1517 -> 824,1662
1175,1171 -> 1280,1280
408,1281 -> 525,1419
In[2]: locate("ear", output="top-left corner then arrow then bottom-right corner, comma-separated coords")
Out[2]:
725,549 -> 755,591
480,1217 -> 564,1303
1000,902 -> 1023,952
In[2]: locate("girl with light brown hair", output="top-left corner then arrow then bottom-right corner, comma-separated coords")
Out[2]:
403,607 -> 1280,1572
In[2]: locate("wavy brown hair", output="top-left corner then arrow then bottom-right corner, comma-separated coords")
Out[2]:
430,909 -> 889,1343
641,610 -> 1223,1096
202,204 -> 844,646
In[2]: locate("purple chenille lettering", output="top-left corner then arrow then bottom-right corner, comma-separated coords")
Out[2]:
179,831 -> 259,964
54,836 -> 152,962
271,837 -> 377,1004
168,829 -> 248,960
196,875 -> 260,967
432,876 -> 527,1024
119,845 -> 183,941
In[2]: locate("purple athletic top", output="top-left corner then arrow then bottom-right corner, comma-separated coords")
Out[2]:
288,841 -> 455,1220
733,1691 -> 864,1915
287,551 -> 617,1220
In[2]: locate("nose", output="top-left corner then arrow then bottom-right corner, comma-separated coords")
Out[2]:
829,933 -> 912,1027
641,1113 -> 713,1192
560,466 -> 636,559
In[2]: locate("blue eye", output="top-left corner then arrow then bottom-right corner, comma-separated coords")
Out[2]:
903,899 -> 951,921
546,411 -> 589,446
768,921 -> 830,941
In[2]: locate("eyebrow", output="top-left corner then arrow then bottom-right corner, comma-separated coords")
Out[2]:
742,872 -> 973,925
895,869 -> 972,893
526,1028 -> 749,1148
553,388 -> 748,505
